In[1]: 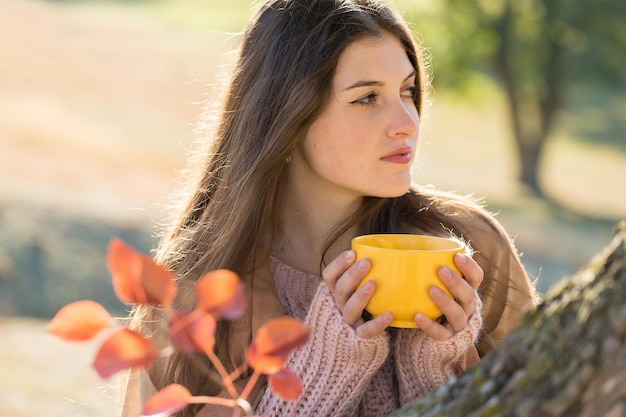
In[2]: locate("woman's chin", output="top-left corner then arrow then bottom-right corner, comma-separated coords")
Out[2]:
368,184 -> 411,199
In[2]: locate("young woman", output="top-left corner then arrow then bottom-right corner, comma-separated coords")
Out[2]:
122,1 -> 537,416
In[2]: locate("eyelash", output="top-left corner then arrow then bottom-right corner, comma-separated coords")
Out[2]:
351,93 -> 378,106
404,86 -> 417,98
351,86 -> 416,106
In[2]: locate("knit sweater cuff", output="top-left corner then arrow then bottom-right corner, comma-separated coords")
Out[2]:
257,284 -> 390,417
395,297 -> 483,404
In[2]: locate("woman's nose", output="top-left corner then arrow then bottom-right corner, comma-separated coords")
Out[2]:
387,100 -> 419,139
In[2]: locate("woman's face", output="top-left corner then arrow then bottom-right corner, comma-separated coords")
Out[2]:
294,33 -> 419,202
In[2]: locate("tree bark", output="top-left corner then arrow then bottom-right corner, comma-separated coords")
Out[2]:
388,220 -> 626,417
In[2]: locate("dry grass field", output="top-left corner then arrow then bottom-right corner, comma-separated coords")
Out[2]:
0,0 -> 233,220
0,1 -> 624,416
0,317 -> 120,416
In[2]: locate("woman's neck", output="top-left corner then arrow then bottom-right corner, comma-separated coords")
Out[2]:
272,186 -> 361,276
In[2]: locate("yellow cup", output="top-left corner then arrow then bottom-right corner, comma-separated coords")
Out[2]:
351,234 -> 465,328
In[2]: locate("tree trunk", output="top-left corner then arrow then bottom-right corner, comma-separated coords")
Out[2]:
518,138 -> 543,196
388,220 -> 626,417
491,0 -> 568,198
493,3 -> 543,197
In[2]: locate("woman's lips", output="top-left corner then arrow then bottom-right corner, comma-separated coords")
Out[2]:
381,147 -> 412,164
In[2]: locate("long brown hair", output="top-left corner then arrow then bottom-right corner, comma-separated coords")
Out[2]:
128,1 -> 531,414
155,0 -> 428,279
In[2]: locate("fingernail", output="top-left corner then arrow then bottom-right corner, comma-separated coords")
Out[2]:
381,312 -> 393,323
363,280 -> 374,292
439,267 -> 452,280
455,253 -> 466,264
430,286 -> 444,298
356,258 -> 369,271
414,313 -> 426,323
345,250 -> 356,263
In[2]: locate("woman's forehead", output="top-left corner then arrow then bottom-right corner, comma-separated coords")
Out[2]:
333,34 -> 414,88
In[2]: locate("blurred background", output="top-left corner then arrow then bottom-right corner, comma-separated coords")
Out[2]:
1,0 -> 624,415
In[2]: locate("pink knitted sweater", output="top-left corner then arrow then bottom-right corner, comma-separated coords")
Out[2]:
256,257 -> 483,417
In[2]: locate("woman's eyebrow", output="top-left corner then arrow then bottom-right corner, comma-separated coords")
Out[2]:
342,70 -> 417,91
343,80 -> 384,91
404,70 -> 417,82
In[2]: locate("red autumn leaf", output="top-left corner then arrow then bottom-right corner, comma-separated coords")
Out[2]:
168,310 -> 217,353
93,328 -> 156,378
195,269 -> 245,320
142,384 -> 192,416
268,369 -> 304,401
107,238 -> 176,307
47,300 -> 111,341
246,317 -> 309,374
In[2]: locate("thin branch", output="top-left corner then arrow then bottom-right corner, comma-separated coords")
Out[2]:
239,369 -> 261,402
189,395 -> 238,409
206,349 -> 240,399
227,362 -> 249,384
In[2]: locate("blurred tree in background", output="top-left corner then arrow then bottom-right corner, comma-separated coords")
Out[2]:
399,0 -> 626,198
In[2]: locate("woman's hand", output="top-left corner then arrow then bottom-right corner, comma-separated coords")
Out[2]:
414,253 -> 483,340
322,250 -> 393,339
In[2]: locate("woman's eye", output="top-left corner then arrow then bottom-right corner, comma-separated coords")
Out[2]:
402,85 -> 417,99
351,93 -> 378,105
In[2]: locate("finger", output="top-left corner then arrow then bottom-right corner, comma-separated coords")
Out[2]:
334,258 -> 371,308
414,313 -> 452,341
429,285 -> 468,333
454,253 -> 483,290
321,250 -> 356,293
356,311 -> 393,339
438,266 -> 477,316
342,280 -> 375,325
